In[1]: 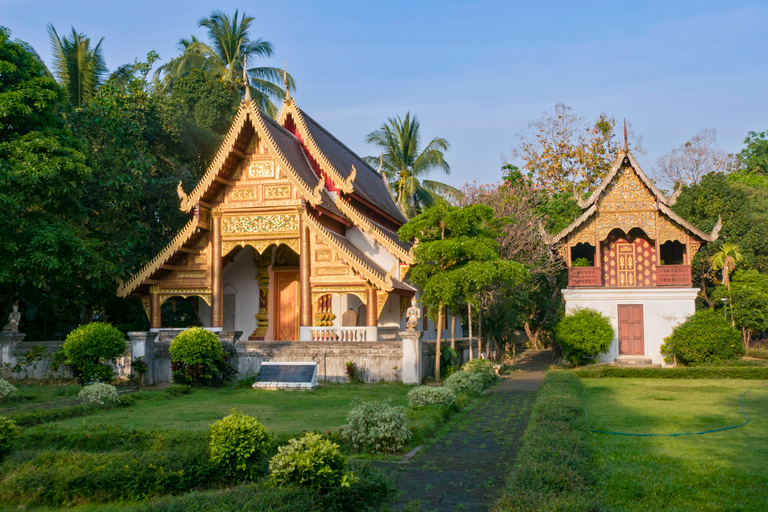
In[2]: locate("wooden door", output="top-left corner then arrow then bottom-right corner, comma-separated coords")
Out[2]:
274,271 -> 299,341
618,305 -> 644,355
617,241 -> 637,287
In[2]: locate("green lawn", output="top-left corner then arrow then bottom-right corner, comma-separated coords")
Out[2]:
0,382 -> 81,413
582,378 -> 768,512
51,382 -> 413,436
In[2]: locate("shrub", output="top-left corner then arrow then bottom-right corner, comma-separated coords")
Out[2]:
555,308 -> 614,366
58,322 -> 127,383
269,432 -> 355,490
0,417 -> 20,460
444,371 -> 486,395
461,358 -> 497,385
0,379 -> 17,401
575,365 -> 768,379
78,383 -> 119,406
407,386 -> 457,407
341,400 -> 411,453
164,384 -> 193,397
169,327 -> 227,385
210,411 -> 271,481
660,309 -> 744,365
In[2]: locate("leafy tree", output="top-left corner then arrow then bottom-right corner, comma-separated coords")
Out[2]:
365,113 -> 460,218
712,270 -> 768,354
156,9 -> 294,117
738,130 -> 768,175
512,103 -> 631,194
399,202 -> 528,378
47,24 -> 107,108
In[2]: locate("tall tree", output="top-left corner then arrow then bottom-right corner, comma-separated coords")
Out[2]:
512,103 -> 630,194
365,113 -> 460,218
712,269 -> 768,354
710,243 -> 743,290
738,130 -> 768,175
47,24 -> 108,109
654,128 -> 731,187
156,9 -> 294,117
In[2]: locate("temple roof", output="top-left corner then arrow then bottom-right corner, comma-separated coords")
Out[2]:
549,149 -> 722,244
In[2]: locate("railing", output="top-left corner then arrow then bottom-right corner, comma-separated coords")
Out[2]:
656,265 -> 692,286
568,266 -> 602,287
310,327 -> 368,342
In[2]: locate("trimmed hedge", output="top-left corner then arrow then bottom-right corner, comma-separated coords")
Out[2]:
494,371 -> 600,511
575,365 -> 768,379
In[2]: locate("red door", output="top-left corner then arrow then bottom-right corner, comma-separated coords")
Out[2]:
618,305 -> 644,355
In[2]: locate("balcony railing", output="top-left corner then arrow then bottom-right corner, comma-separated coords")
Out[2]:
309,327 -> 369,342
656,265 -> 692,286
568,266 -> 602,287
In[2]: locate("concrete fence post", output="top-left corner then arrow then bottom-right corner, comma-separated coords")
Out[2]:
127,332 -> 158,386
400,330 -> 423,385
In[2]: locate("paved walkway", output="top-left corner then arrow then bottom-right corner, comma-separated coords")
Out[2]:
378,349 -> 551,512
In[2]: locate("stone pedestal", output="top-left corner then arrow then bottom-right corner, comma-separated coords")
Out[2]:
1,331 -> 25,377
127,332 -> 157,386
400,330 -> 423,385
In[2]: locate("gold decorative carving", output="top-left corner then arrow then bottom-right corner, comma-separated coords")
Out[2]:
400,296 -> 411,320
317,267 -> 348,276
264,185 -> 290,199
222,214 -> 299,234
569,216 -> 597,247
159,289 -> 212,306
689,242 -> 701,260
230,188 -> 256,201
248,160 -> 273,178
599,167 -> 656,212
597,211 -> 656,241
376,291 -> 389,322
222,238 -> 299,257
316,250 -> 332,262
177,271 -> 206,278
311,286 -> 367,307
140,297 -> 150,320
194,255 -> 207,264
658,215 -> 686,244
556,244 -> 569,266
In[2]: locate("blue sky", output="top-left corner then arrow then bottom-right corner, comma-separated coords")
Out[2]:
2,0 -> 767,189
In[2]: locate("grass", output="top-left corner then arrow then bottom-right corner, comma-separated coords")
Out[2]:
582,378 -> 768,511
43,382 -> 413,436
0,382 -> 81,413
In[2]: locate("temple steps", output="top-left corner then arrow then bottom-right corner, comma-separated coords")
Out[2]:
613,357 -> 661,368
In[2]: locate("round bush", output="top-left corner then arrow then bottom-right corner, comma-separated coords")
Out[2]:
555,308 -> 614,366
407,386 -> 457,407
461,359 -> 497,386
169,327 -> 225,385
210,410 -> 270,481
269,432 -> 355,490
62,322 -> 127,384
444,371 -> 486,395
0,417 -> 20,460
341,400 -> 411,453
0,379 -> 17,401
661,309 -> 744,365
78,383 -> 119,406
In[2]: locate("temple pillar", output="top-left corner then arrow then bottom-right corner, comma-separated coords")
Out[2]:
250,252 -> 271,340
367,284 -> 378,327
211,209 -> 223,328
149,285 -> 161,329
299,221 -> 312,327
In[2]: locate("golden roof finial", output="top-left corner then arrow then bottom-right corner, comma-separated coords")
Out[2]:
623,118 -> 628,152
283,62 -> 291,102
243,54 -> 251,103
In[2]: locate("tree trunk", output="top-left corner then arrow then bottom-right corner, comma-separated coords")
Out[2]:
435,302 -> 443,382
743,328 -> 751,356
524,321 -> 541,349
468,303 -> 473,361
478,307 -> 483,358
451,314 -> 456,351
699,275 -> 714,308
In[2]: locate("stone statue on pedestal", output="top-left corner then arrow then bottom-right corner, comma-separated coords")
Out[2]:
3,303 -> 21,332
405,297 -> 421,331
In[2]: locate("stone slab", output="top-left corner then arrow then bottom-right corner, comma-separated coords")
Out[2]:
253,362 -> 319,391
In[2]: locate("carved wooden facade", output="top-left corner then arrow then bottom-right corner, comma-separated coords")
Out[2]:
553,150 -> 721,289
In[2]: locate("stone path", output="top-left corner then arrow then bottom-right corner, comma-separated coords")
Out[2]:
377,349 -> 551,512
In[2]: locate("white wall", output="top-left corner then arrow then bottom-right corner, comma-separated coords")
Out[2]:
346,226 -> 399,279
562,287 -> 699,366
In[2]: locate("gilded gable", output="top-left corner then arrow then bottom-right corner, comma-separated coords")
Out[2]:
598,166 -> 656,212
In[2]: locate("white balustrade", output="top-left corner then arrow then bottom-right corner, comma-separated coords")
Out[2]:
310,327 -> 368,342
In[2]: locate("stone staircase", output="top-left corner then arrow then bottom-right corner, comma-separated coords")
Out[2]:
613,357 -> 661,368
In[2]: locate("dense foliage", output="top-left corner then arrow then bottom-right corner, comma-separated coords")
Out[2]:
78,383 -> 119,406
58,322 -> 127,383
341,400 -> 411,453
660,309 -> 744,365
0,417 -> 19,460
0,379 -> 17,401
555,308 -> 614,366
407,386 -> 456,407
269,433 -> 354,490
209,411 -> 270,481
169,327 -> 227,385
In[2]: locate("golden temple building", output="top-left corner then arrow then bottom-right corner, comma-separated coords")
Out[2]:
551,145 -> 721,364
117,89 -> 416,342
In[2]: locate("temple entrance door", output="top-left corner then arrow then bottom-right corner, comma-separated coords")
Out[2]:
274,271 -> 299,341
616,240 -> 637,287
618,305 -> 644,355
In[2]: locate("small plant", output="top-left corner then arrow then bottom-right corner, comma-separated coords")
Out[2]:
444,371 -> 486,395
10,344 -> 47,377
78,383 -> 119,407
407,385 -> 456,407
572,257 -> 592,267
129,356 -> 149,387
461,358 -> 497,385
269,432 -> 356,490
345,360 -> 359,382
341,400 -> 411,453
234,370 -> 259,388
661,309 -> 744,365
555,307 -> 614,366
163,384 -> 193,397
53,323 -> 127,383
0,416 -> 20,460
0,379 -> 17,401
169,327 -> 226,386
210,410 -> 271,481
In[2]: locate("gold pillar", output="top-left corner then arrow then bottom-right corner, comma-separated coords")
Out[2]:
211,209 -> 223,328
250,254 -> 270,339
149,285 -> 161,329
299,221 -> 312,327
367,284 -> 377,327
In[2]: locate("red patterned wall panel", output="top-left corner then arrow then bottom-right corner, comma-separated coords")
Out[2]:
602,231 -> 656,288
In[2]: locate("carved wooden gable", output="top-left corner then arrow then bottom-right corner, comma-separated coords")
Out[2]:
594,166 -> 657,242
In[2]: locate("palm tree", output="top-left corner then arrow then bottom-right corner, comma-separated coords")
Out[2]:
364,113 -> 460,218
47,24 -> 108,109
710,243 -> 743,290
155,10 -> 294,117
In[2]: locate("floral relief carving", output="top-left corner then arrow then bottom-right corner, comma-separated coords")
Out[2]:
248,160 -> 274,178
569,216 -> 597,247
598,167 -> 656,212
230,188 -> 256,201
264,185 -> 290,199
658,215 -> 686,244
222,214 -> 299,234
597,211 -> 656,241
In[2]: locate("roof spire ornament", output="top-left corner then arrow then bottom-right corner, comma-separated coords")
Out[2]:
243,55 -> 251,103
283,62 -> 291,102
623,118 -> 628,152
